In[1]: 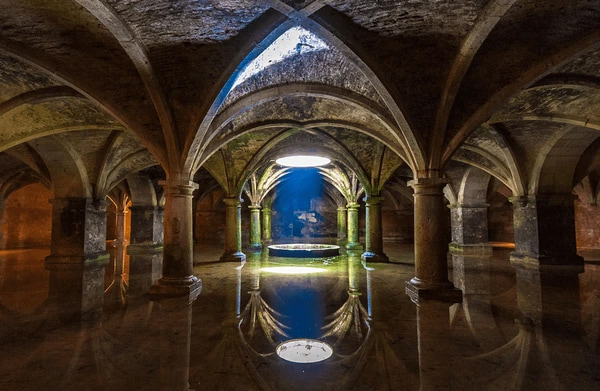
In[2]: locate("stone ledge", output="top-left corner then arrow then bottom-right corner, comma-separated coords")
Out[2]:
361,251 -> 389,263
510,251 -> 584,272
449,242 -> 493,256
405,279 -> 462,305
150,276 -> 202,303
220,251 -> 246,263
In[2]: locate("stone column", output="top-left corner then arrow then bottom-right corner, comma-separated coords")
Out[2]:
248,205 -> 262,250
110,207 -> 128,290
45,198 -> 109,322
362,196 -> 388,262
129,205 -> 164,246
128,205 -> 163,295
405,178 -> 461,304
345,202 -> 362,251
449,203 -> 492,255
0,201 -> 7,249
220,197 -> 246,262
261,206 -> 272,245
336,206 -> 347,245
150,180 -> 201,301
510,194 -> 583,269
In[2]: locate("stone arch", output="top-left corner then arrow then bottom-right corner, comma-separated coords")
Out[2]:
28,135 -> 91,199
450,166 -> 493,254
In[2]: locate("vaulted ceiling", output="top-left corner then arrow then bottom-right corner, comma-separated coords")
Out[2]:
1,0 -> 599,203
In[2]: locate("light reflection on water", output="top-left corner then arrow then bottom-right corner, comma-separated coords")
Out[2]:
0,246 -> 599,390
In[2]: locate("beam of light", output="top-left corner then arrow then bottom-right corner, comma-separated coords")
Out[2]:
261,266 -> 326,274
232,26 -> 329,88
276,339 -> 333,363
276,155 -> 330,167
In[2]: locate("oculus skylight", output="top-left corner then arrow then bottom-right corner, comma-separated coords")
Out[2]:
232,26 -> 329,88
276,155 -> 331,167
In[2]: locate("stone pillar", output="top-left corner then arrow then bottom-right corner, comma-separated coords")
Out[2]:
510,194 -> 583,269
110,208 -> 128,295
129,205 -> 164,246
45,198 -> 109,322
405,178 -> 461,304
150,180 -> 201,301
128,205 -> 163,295
248,205 -> 262,250
220,197 -> 246,263
46,198 -> 108,264
337,206 -> 347,245
345,202 -> 362,251
261,206 -> 272,245
449,203 -> 492,255
362,196 -> 388,262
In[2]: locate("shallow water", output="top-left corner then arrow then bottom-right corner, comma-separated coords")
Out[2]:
0,246 -> 599,390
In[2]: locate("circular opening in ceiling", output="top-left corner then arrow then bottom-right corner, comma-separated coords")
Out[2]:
275,155 -> 330,167
276,338 -> 333,363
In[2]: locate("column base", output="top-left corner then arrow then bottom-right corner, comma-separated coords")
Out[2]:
150,275 -> 202,303
510,251 -> 584,272
45,253 -> 110,269
405,278 -> 462,305
361,251 -> 389,263
449,242 -> 493,256
220,251 -> 246,263
246,243 -> 263,252
345,242 -> 363,251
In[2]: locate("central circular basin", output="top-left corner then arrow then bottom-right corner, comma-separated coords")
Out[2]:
268,243 -> 340,258
276,339 -> 333,363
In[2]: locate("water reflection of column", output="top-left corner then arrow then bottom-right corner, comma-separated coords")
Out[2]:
48,262 -> 106,324
154,297 -> 194,391
416,301 -> 457,391
452,253 -> 504,349
466,265 -> 591,390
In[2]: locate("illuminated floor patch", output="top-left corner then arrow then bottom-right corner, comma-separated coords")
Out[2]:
260,266 -> 326,274
276,339 -> 333,363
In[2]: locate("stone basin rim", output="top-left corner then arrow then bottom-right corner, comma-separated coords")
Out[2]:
268,243 -> 340,258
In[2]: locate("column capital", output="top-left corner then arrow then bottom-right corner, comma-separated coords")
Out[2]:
159,180 -> 198,197
363,195 -> 384,205
347,202 -> 360,210
337,206 -> 347,212
223,197 -> 243,207
249,205 -> 261,211
508,195 -> 529,207
408,177 -> 448,193
449,202 -> 489,209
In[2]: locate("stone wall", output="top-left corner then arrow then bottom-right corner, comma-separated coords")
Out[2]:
575,201 -> 600,249
194,191 -> 225,244
1,183 -> 52,249
487,193 -> 514,244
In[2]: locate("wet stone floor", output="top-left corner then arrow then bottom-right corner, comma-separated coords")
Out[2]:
0,244 -> 599,390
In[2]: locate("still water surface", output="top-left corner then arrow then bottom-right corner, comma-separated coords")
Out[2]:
0,245 -> 599,390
